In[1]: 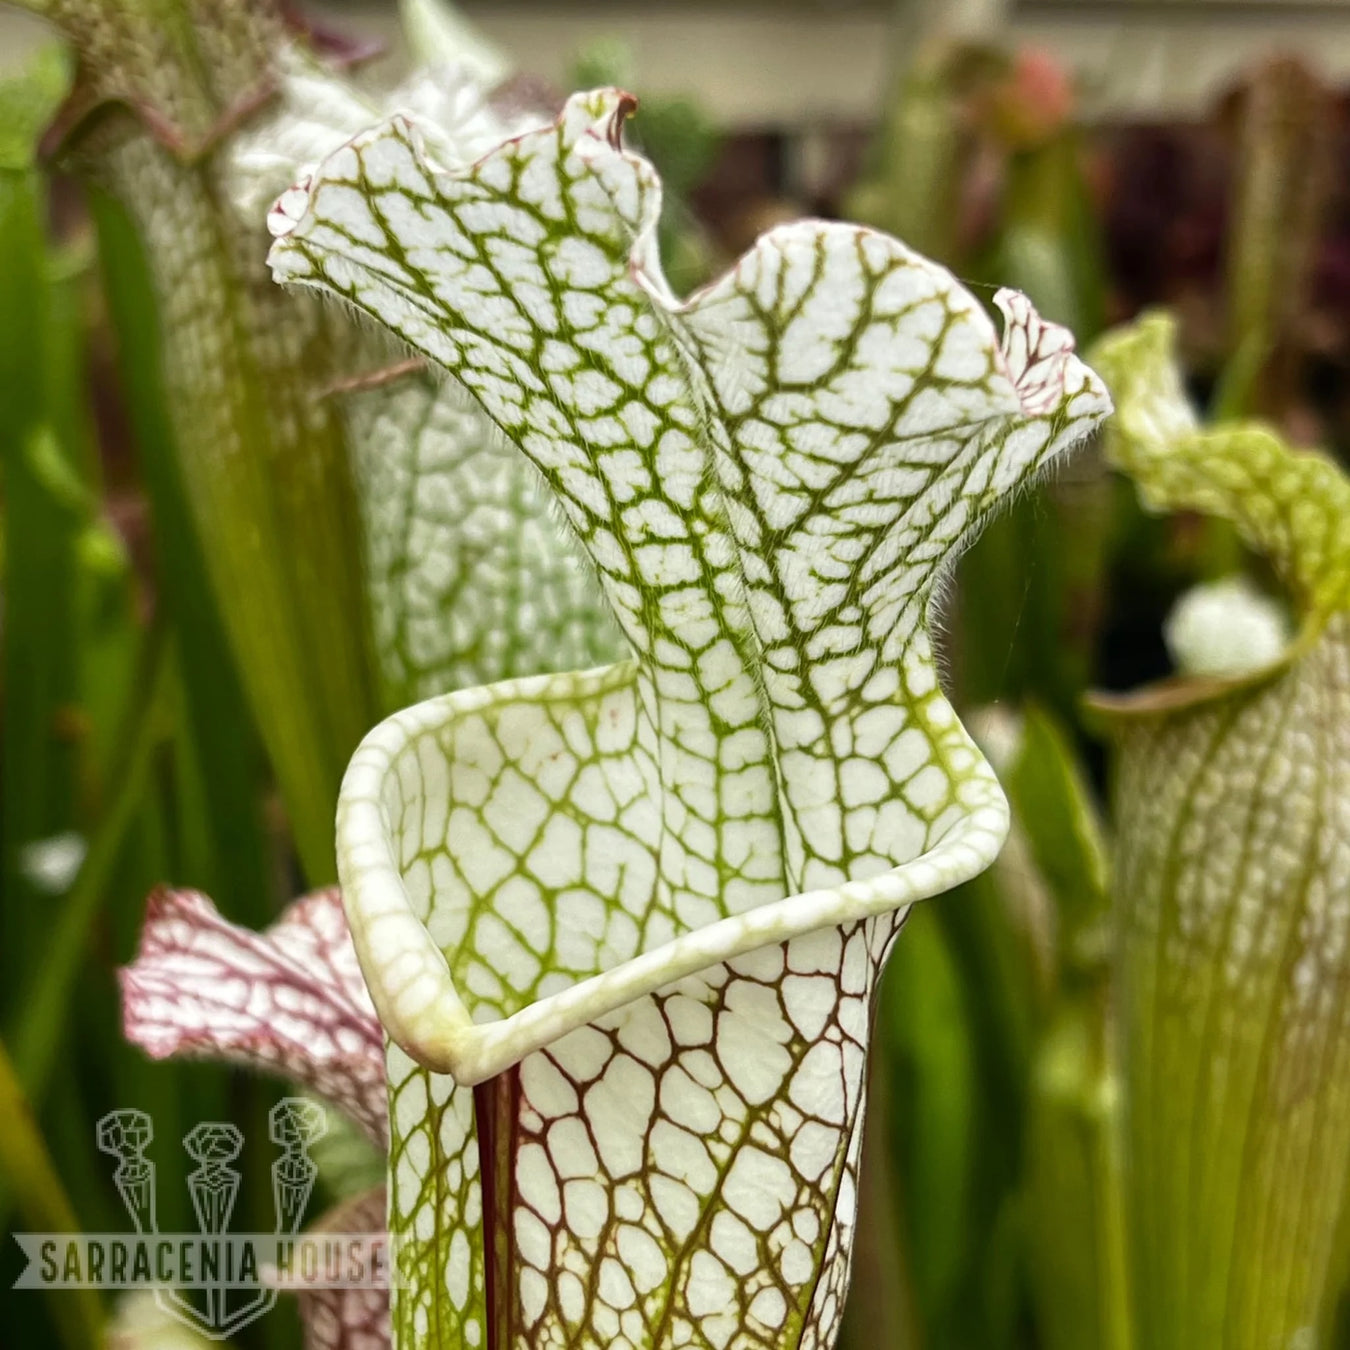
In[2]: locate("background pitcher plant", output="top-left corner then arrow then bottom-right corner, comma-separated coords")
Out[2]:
263,89 -> 1111,1349
1091,314 -> 1350,1350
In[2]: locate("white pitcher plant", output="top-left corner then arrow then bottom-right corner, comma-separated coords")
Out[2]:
253,87 -> 1110,1349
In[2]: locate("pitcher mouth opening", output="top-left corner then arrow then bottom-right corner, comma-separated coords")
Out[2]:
335,665 -> 1007,1086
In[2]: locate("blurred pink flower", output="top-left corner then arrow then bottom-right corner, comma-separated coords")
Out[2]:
980,46 -> 1075,150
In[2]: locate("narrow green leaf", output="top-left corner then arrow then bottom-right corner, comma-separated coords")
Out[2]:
994,131 -> 1106,344
12,631 -> 173,1102
81,141 -> 375,884
88,182 -> 275,919
1025,993 -> 1131,1350
987,710 -> 1128,1350
1006,705 -> 1109,949
881,905 -> 978,1340
845,33 -> 967,265
1223,58 -> 1332,418
0,1035 -> 103,1350
0,49 -> 82,1014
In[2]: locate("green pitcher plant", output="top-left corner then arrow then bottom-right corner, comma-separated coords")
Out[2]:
10,0 -> 617,882
14,0 -> 380,882
1091,313 -> 1350,1350
255,88 -> 1112,1348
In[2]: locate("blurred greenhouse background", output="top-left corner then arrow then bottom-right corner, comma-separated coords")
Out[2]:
3,0 -> 1350,1347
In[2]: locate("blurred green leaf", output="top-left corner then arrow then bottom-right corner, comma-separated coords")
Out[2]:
1223,57 -> 1332,419
31,0 -> 388,884
845,36 -> 967,265
0,50 -> 85,1023
12,627 -> 172,1102
1025,994 -> 1130,1350
569,35 -> 632,98
1006,706 -> 1109,952
86,135 -> 380,884
887,907 -> 978,1328
838,1035 -> 922,1350
994,132 -> 1106,344
955,120 -> 1112,731
993,709 -> 1127,1350
400,0 -> 510,85
954,462 -> 1114,732
88,183 -> 275,921
0,44 -> 68,170
0,1036 -> 103,1350
627,94 -> 718,203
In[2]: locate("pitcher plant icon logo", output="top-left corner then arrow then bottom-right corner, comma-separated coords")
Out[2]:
97,1101 -> 322,1337
14,1099 -> 391,1339
96,1108 -> 157,1235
